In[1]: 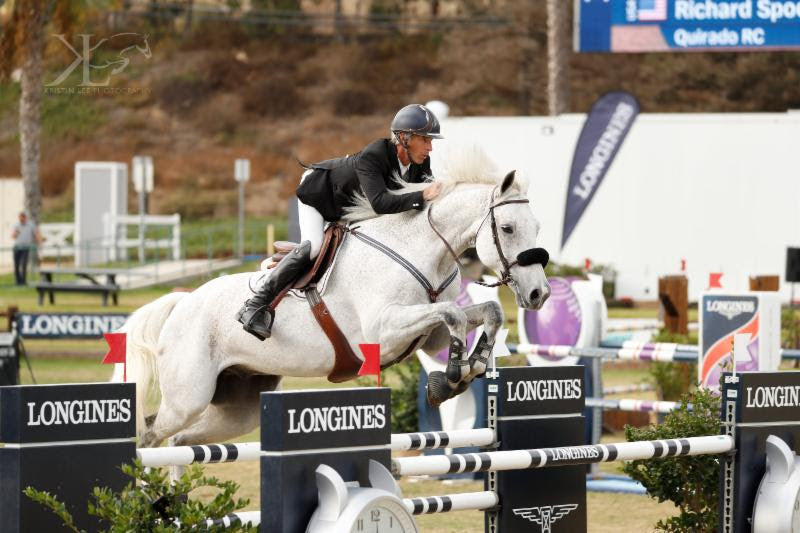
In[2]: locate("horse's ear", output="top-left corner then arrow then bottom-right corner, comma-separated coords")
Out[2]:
500,170 -> 516,195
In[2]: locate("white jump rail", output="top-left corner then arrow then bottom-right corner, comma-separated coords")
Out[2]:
586,397 -> 682,414
137,428 -> 499,467
404,490 -> 498,515
391,435 -> 734,476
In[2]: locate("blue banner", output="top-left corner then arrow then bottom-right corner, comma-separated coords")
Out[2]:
562,91 -> 639,249
576,0 -> 800,52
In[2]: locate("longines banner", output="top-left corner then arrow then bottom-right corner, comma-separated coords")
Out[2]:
561,91 -> 639,249
16,313 -> 129,339
576,0 -> 800,52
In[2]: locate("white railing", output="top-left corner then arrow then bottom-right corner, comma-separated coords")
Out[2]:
39,223 -> 76,259
102,213 -> 181,262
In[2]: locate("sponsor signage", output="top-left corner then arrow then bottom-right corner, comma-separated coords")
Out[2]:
561,91 -> 639,249
699,292 -> 780,388
495,366 -> 585,417
16,313 -> 129,339
727,371 -> 800,424
576,0 -> 800,53
261,388 -> 390,452
0,383 -> 135,443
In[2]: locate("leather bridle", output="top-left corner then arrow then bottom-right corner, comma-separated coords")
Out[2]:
427,188 -> 543,289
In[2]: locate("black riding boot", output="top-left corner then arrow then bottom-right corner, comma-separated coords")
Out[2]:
236,241 -> 313,340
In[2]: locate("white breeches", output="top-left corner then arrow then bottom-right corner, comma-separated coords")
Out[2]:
297,169 -> 325,259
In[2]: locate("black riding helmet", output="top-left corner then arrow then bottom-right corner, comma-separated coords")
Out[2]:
391,104 -> 444,139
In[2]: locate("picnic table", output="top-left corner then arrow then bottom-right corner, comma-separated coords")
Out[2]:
36,267 -> 132,306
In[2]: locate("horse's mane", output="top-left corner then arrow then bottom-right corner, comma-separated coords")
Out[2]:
342,144 -> 527,222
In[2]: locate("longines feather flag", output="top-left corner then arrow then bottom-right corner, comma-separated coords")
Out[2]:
561,91 -> 639,249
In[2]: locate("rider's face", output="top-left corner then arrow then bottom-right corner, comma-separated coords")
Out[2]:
406,134 -> 433,164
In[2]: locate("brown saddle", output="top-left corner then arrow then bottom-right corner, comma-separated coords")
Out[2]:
267,224 -> 364,383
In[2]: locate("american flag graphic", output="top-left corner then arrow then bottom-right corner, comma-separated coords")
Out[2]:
637,0 -> 668,21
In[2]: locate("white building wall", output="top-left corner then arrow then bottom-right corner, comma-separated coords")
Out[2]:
437,112 -> 800,302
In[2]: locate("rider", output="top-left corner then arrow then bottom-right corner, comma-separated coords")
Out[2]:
237,103 -> 445,340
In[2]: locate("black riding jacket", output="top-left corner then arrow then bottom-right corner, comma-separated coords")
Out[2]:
296,139 -> 432,222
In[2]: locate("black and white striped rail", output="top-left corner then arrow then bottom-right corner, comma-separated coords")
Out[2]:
137,442 -> 260,467
391,435 -> 734,476
176,511 -> 260,528
390,428 -> 495,451
404,491 -> 498,515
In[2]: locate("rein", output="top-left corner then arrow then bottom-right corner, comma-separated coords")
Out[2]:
426,189 -> 534,289
346,227 -> 459,303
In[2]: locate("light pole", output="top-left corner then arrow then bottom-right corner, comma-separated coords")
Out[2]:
234,158 -> 250,259
132,155 -> 153,264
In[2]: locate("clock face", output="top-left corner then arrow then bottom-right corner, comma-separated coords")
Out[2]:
350,499 -> 417,533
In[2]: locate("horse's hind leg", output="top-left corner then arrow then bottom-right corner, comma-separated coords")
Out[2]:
138,345 -> 219,449
170,373 -> 281,446
164,373 -> 280,480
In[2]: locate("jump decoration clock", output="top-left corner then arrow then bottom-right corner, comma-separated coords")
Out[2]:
306,459 -> 419,533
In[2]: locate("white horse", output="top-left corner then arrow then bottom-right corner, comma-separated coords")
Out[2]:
124,147 -> 551,449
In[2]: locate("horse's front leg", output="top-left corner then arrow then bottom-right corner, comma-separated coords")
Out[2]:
375,302 -> 469,408
459,300 -> 504,382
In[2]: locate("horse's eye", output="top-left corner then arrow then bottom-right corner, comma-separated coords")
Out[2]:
501,225 -> 514,234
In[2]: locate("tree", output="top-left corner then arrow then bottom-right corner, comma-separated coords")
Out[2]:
546,0 -> 570,115
1,0 -> 46,224
0,1 -> 82,225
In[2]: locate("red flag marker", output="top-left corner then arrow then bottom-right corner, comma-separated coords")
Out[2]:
584,258 -> 591,271
358,344 -> 381,386
708,272 -> 723,289
680,258 -> 686,272
103,332 -> 127,382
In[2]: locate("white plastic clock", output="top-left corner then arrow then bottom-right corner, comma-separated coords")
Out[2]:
306,459 -> 419,533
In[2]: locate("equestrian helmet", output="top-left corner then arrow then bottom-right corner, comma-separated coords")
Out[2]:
391,104 -> 443,139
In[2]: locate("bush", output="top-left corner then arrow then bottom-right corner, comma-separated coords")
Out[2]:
650,329 -> 697,401
24,460 -> 255,532
622,388 -> 721,533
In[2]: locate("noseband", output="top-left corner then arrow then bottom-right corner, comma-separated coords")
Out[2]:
427,189 -> 549,289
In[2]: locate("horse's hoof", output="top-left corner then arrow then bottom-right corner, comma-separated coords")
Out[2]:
426,371 -> 454,408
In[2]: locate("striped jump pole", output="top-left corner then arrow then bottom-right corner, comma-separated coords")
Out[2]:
187,511 -> 261,529
585,397 -> 684,414
391,435 -> 734,477
391,428 -> 495,452
510,342 -> 699,362
511,342 -> 800,362
137,428 -> 498,468
404,491 -> 498,515
137,442 -> 261,467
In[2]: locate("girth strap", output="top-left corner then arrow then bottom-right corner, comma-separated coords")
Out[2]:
348,228 -> 459,303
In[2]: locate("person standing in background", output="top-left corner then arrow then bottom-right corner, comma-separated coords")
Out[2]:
11,212 -> 40,286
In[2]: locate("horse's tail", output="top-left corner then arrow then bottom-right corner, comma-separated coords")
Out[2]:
117,291 -> 187,435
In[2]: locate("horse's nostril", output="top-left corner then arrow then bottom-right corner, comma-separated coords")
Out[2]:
530,289 -> 540,302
